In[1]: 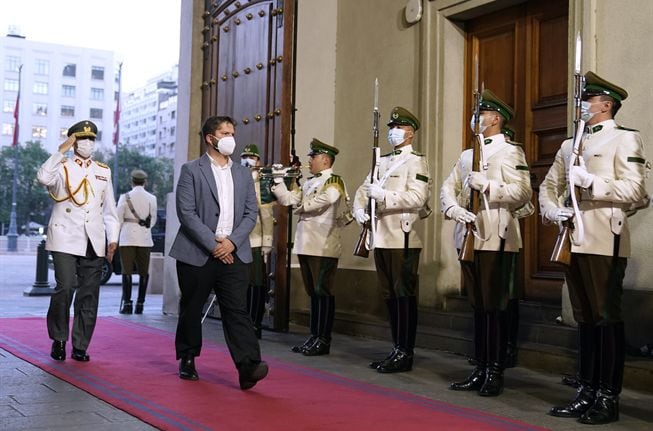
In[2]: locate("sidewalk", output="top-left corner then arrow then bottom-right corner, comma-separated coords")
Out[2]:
1,253 -> 652,430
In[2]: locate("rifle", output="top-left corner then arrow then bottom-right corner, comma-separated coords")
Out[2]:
354,78 -> 381,258
458,56 -> 482,263
550,32 -> 586,266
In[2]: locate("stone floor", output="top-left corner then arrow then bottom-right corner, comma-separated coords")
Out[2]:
1,253 -> 652,430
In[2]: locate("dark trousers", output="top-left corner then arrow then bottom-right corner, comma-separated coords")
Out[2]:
247,247 -> 267,327
119,246 -> 151,276
175,257 -> 261,374
47,243 -> 103,351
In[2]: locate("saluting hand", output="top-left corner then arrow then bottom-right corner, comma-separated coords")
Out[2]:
58,135 -> 76,154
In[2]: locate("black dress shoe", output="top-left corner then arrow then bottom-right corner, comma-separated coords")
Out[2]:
578,391 -> 619,424
369,349 -> 397,369
239,361 -> 269,390
302,338 -> 330,356
549,386 -> 596,417
50,340 -> 66,361
291,336 -> 316,353
134,302 -> 144,314
119,300 -> 133,314
71,348 -> 90,362
179,356 -> 199,381
377,349 -> 413,373
450,366 -> 486,391
478,368 -> 504,397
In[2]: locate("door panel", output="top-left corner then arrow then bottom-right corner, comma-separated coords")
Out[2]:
466,0 -> 568,302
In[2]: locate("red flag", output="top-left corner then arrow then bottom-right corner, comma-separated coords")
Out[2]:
113,92 -> 120,146
12,92 -> 19,146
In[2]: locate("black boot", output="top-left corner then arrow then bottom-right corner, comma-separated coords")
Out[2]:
578,323 -> 624,425
550,323 -> 598,417
451,310 -> 487,391
377,297 -> 415,373
505,298 -> 519,368
479,311 -> 507,396
376,348 -> 413,373
292,296 -> 318,353
134,274 -> 148,314
119,275 -> 133,314
369,297 -> 398,369
303,296 -> 334,356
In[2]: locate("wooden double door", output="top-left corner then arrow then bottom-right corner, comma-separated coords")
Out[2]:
464,0 -> 569,301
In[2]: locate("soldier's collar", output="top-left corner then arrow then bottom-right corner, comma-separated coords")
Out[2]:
484,133 -> 505,145
73,157 -> 92,168
310,168 -> 332,179
393,144 -> 413,155
586,119 -> 615,135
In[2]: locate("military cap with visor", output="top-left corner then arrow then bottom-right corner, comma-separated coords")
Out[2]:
582,71 -> 628,102
131,169 -> 148,181
479,89 -> 514,122
502,125 -> 516,141
387,106 -> 420,131
308,138 -> 339,157
67,120 -> 98,140
241,144 -> 261,158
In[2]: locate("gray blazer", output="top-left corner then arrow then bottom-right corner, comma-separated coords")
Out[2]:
169,153 -> 258,266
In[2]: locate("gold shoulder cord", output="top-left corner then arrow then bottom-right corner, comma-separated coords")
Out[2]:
48,165 -> 91,206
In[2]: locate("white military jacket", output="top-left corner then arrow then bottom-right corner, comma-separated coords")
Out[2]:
37,152 -> 120,257
249,171 -> 274,248
539,119 -> 648,257
117,185 -> 157,247
273,168 -> 345,258
353,144 -> 430,249
440,133 -> 532,252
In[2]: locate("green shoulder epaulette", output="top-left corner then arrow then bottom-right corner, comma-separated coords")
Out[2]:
617,125 -> 639,132
507,140 -> 524,147
515,165 -> 529,171
95,161 -> 110,169
324,174 -> 345,193
411,150 -> 424,157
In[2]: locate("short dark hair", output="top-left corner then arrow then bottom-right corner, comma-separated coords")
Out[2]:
599,95 -> 621,117
132,178 -> 146,186
201,116 -> 235,139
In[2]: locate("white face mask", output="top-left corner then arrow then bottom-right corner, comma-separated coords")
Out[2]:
241,157 -> 257,168
469,114 -> 488,134
214,136 -> 236,156
580,101 -> 597,122
387,128 -> 406,147
75,139 -> 95,159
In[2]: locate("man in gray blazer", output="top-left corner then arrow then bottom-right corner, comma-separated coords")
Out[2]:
170,115 -> 268,390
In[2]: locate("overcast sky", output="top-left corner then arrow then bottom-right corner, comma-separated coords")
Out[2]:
1,0 -> 181,92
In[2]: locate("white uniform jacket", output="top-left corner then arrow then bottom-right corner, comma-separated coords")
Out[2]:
353,145 -> 430,249
250,172 -> 275,248
37,152 -> 120,257
440,134 -> 532,252
273,168 -> 345,258
539,119 -> 648,257
117,185 -> 157,247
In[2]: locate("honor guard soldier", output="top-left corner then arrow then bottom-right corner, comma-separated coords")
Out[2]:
540,72 -> 649,425
116,169 -> 157,314
440,91 -> 532,396
272,139 -> 349,356
240,144 -> 275,338
353,107 -> 431,373
37,120 -> 120,362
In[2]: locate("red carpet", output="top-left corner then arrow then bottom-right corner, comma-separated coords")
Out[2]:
0,317 -> 548,431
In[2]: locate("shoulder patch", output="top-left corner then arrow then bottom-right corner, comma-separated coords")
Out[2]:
617,125 -> 639,132
515,165 -> 529,171
95,161 -> 110,169
415,173 -> 429,183
411,150 -> 425,157
627,157 -> 646,164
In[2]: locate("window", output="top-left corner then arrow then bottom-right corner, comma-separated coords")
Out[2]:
59,128 -> 68,138
4,79 -> 19,92
5,56 -> 21,72
60,105 -> 75,117
33,103 -> 48,116
91,66 -> 105,80
35,59 -> 49,75
62,85 -> 76,97
170,126 -> 175,136
32,126 -> 47,138
90,88 -> 104,100
90,108 -> 103,119
171,110 -> 176,119
2,123 -> 14,136
33,82 -> 48,94
3,100 -> 14,113
62,64 -> 76,77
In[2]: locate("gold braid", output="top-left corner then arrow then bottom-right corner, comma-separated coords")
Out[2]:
48,164 -> 90,206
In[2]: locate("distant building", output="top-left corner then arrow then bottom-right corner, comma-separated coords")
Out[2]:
120,66 -> 177,158
0,30 -> 118,153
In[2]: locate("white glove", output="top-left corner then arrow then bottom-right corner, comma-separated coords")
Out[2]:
354,208 -> 370,225
261,246 -> 272,256
467,172 -> 489,192
272,176 -> 284,184
544,207 -> 574,222
366,183 -> 386,201
447,206 -> 476,224
569,165 -> 595,188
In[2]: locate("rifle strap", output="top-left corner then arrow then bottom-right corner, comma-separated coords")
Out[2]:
126,192 -> 147,224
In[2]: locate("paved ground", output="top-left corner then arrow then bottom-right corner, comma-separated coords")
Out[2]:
1,253 -> 652,430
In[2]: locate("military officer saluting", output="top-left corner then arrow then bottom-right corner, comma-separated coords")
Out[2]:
272,139 -> 348,356
37,120 -> 120,362
440,90 -> 532,396
540,72 -> 648,425
353,107 -> 431,373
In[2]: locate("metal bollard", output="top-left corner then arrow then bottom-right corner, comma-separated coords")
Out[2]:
23,239 -> 54,296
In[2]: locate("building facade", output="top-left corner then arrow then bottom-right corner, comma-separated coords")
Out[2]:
0,31 -> 117,153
